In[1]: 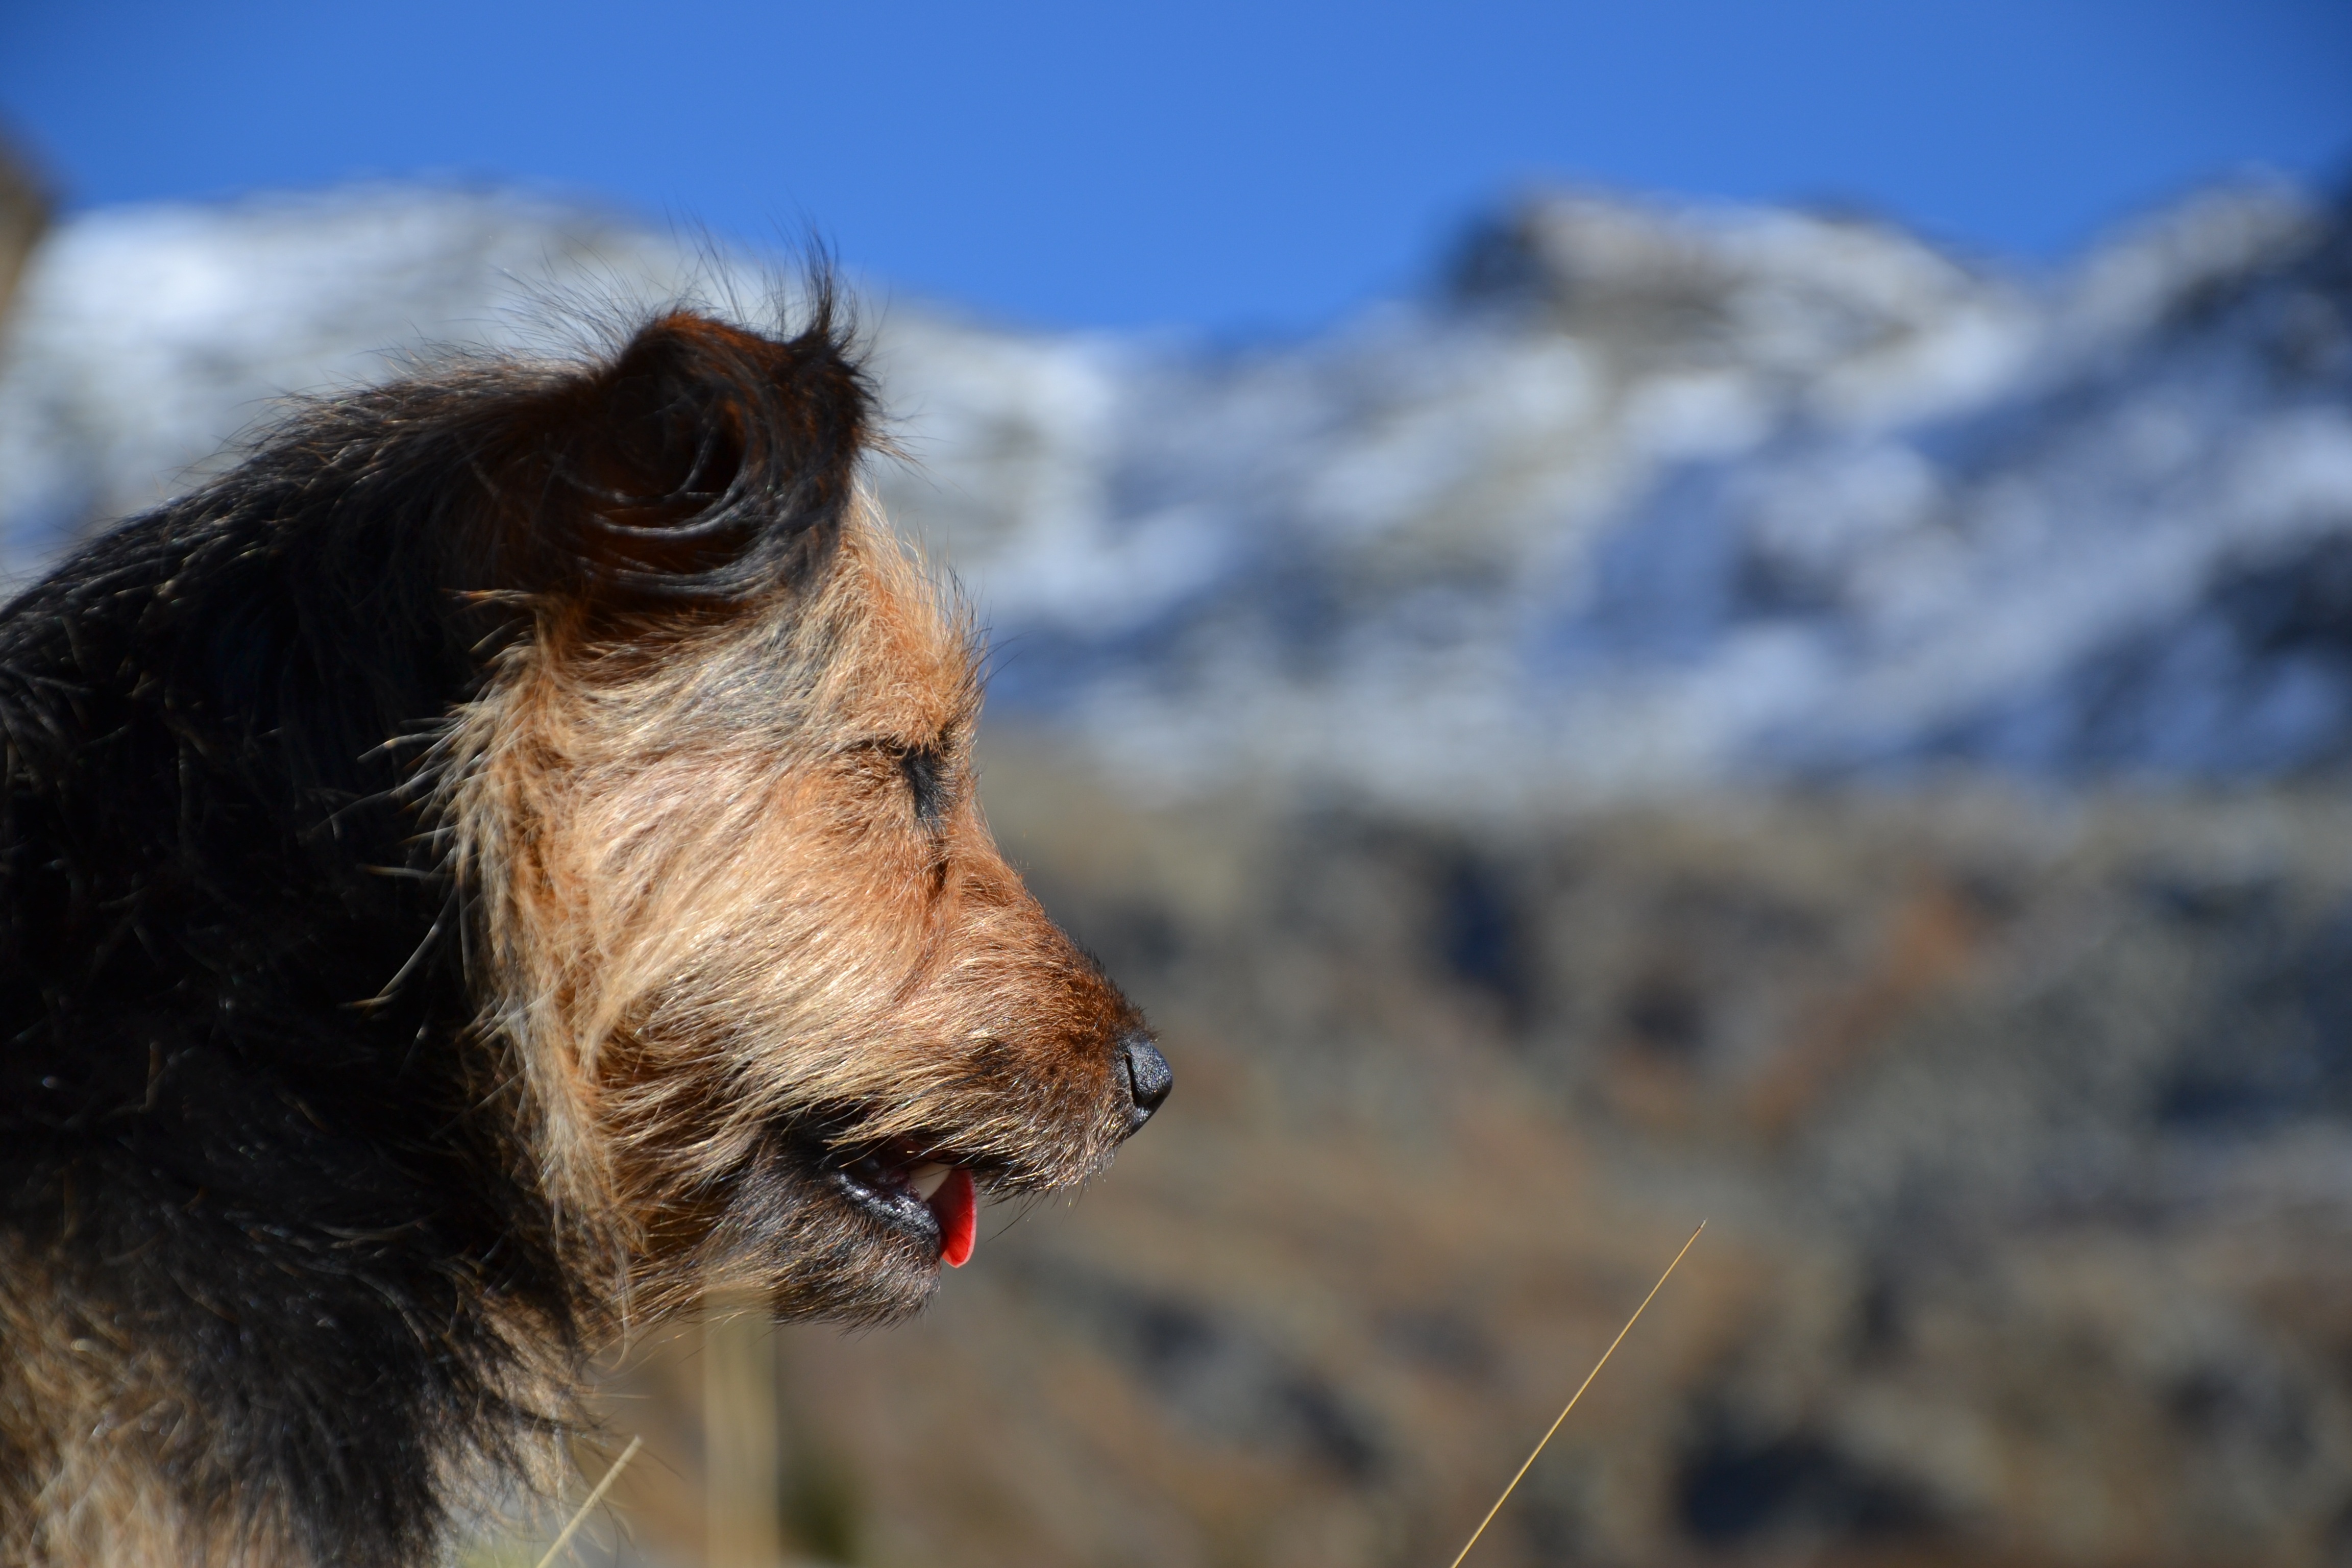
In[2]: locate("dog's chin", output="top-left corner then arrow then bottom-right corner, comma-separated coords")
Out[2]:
695,1134 -> 974,1327
790,1179 -> 948,1326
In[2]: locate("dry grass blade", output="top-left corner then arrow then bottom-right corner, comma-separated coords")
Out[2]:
1445,1221 -> 1706,1568
533,1434 -> 644,1568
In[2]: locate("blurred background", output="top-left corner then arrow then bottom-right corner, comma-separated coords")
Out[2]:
6,3 -> 2352,1564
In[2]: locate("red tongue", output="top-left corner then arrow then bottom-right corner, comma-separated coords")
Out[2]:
930,1168 -> 977,1267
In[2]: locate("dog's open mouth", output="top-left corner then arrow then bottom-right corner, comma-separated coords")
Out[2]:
829,1136 -> 979,1267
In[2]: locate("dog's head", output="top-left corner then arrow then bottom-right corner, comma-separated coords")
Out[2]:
424,306 -> 1168,1325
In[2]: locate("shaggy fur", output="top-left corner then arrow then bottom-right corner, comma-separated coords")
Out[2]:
0,300 -> 1167,1566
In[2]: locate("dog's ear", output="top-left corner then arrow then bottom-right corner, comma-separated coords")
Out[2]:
475,301 -> 871,609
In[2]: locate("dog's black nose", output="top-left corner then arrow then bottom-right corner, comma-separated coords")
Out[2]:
1121,1033 -> 1172,1132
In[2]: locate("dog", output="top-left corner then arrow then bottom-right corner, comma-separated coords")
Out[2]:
0,294 -> 1170,1567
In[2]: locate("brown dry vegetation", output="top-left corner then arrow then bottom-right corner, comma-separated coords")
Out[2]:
499,738 -> 2352,1568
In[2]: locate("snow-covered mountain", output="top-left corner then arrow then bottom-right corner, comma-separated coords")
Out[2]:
2,178 -> 2346,805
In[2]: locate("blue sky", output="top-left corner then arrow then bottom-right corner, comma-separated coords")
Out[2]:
2,1 -> 2347,333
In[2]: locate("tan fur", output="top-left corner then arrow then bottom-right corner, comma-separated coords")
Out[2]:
1,1240 -> 568,1568
0,1244 -> 274,1567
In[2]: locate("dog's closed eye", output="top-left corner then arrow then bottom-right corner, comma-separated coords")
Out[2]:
897,743 -> 949,825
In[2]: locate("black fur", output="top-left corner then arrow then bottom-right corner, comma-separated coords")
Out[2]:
0,301 -> 870,1564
